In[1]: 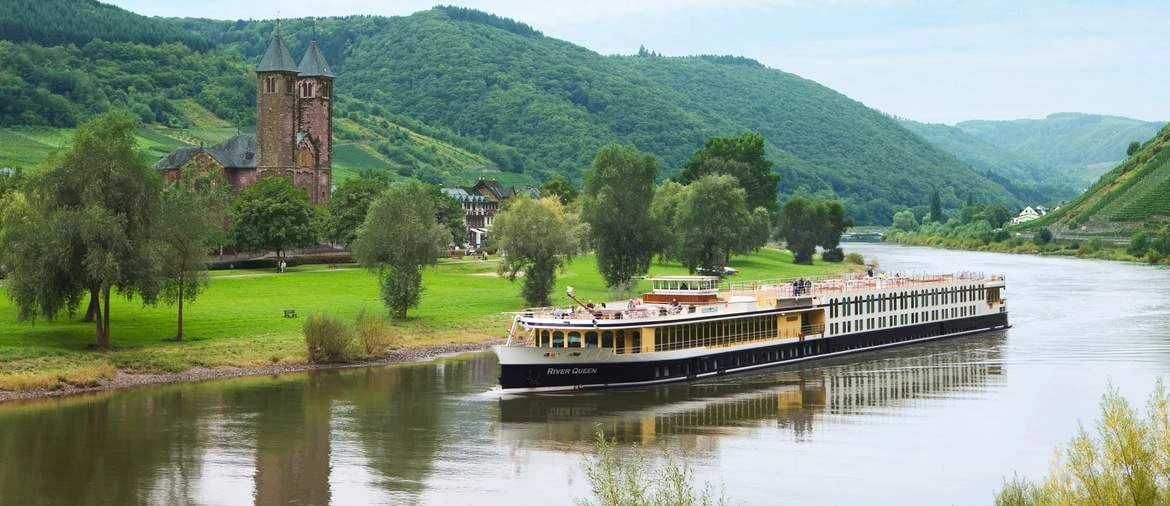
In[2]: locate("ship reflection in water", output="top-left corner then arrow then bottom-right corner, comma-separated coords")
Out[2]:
497,331 -> 1005,447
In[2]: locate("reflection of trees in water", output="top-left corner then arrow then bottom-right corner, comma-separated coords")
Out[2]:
497,332 -> 1006,446
0,389 -> 210,506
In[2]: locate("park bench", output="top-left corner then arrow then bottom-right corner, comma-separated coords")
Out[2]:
283,309 -> 298,318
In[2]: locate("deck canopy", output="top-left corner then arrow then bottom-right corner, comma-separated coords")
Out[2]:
647,276 -> 720,295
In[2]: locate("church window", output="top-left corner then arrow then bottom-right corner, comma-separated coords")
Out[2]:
286,77 -> 293,95
301,81 -> 315,98
264,77 -> 277,94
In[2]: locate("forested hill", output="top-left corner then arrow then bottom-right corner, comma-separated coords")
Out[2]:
0,0 -> 208,49
954,113 -> 1166,187
177,7 -> 1021,223
1023,124 -> 1170,235
0,2 -> 1026,224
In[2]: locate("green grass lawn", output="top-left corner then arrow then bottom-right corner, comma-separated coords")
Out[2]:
0,248 -> 850,391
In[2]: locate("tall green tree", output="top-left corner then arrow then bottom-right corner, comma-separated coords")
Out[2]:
324,172 -> 390,247
540,174 -> 579,205
1127,141 -> 1142,156
674,174 -> 750,273
492,196 -> 578,306
351,179 -> 449,319
649,181 -> 686,262
156,183 -> 218,341
780,197 -> 851,264
0,112 -> 163,349
230,177 -> 317,265
779,197 -> 824,265
929,189 -> 943,223
677,132 -> 780,213
581,144 -> 659,288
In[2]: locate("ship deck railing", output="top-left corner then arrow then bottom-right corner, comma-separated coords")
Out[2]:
723,272 -> 1004,299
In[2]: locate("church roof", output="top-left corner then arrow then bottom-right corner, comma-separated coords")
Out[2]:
297,41 -> 335,78
154,134 -> 258,171
257,34 -> 298,73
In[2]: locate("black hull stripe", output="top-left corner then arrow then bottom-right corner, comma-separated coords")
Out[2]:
499,312 -> 1008,391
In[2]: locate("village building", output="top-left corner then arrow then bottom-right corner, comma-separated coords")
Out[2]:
155,34 -> 334,205
442,179 -> 540,247
1010,205 -> 1047,225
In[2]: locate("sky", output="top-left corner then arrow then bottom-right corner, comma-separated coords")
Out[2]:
106,0 -> 1168,125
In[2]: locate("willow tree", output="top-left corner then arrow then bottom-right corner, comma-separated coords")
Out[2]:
351,179 -> 449,319
492,196 -> 578,307
581,144 -> 658,289
0,112 -> 163,349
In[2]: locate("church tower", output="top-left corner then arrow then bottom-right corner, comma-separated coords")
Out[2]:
255,34 -> 298,175
295,41 -> 334,205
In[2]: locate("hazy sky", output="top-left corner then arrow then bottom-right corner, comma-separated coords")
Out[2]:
107,0 -> 1168,125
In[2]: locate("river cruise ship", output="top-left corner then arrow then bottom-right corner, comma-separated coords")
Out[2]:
494,272 -> 1008,392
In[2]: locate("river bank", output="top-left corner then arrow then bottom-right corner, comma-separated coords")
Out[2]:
883,229 -> 1158,264
0,340 -> 497,404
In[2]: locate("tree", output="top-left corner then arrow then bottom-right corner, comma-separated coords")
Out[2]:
0,112 -> 163,350
324,172 -> 390,247
540,174 -> 578,205
995,381 -> 1170,505
581,144 -> 659,288
892,209 -> 918,232
737,206 -> 773,255
428,184 -> 466,246
674,174 -> 750,273
230,177 -> 317,265
492,196 -> 578,306
929,189 -> 943,223
1128,231 -> 1150,258
649,181 -> 686,262
678,132 -> 780,213
779,197 -> 823,265
351,179 -> 449,319
156,183 -> 218,341
1128,141 -> 1142,157
818,200 -> 852,262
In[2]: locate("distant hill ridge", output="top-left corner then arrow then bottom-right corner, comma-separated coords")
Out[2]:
0,1 -> 1033,224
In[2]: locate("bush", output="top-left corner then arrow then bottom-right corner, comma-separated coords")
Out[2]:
578,427 -> 728,506
821,247 -> 844,262
355,307 -> 396,355
1128,231 -> 1151,258
995,380 -> 1170,506
303,313 -> 354,363
1032,227 -> 1053,246
844,252 -> 865,265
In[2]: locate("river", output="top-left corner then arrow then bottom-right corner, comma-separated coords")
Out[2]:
1,244 -> 1168,505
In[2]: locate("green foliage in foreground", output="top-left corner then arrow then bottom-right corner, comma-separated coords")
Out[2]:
578,427 -> 728,506
996,380 -> 1170,506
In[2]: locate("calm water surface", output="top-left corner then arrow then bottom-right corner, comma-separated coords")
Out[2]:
2,244 -> 1169,505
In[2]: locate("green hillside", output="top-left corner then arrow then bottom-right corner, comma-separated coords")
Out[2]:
900,120 -> 1079,203
1022,124 -> 1170,234
955,113 -> 1165,187
0,2 -> 1026,223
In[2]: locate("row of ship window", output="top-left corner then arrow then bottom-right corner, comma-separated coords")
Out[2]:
829,305 -> 978,335
828,285 -> 986,318
537,329 -> 642,353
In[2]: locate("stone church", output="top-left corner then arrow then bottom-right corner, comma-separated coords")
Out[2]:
155,34 -> 334,205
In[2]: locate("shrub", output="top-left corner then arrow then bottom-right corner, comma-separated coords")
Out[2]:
578,427 -> 728,506
821,247 -> 844,262
355,307 -> 396,355
303,313 -> 354,363
844,252 -> 865,265
1032,228 -> 1053,246
1128,231 -> 1151,258
995,381 -> 1170,505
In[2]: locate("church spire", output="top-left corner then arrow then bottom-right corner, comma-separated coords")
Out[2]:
296,41 -> 334,78
257,33 -> 297,73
